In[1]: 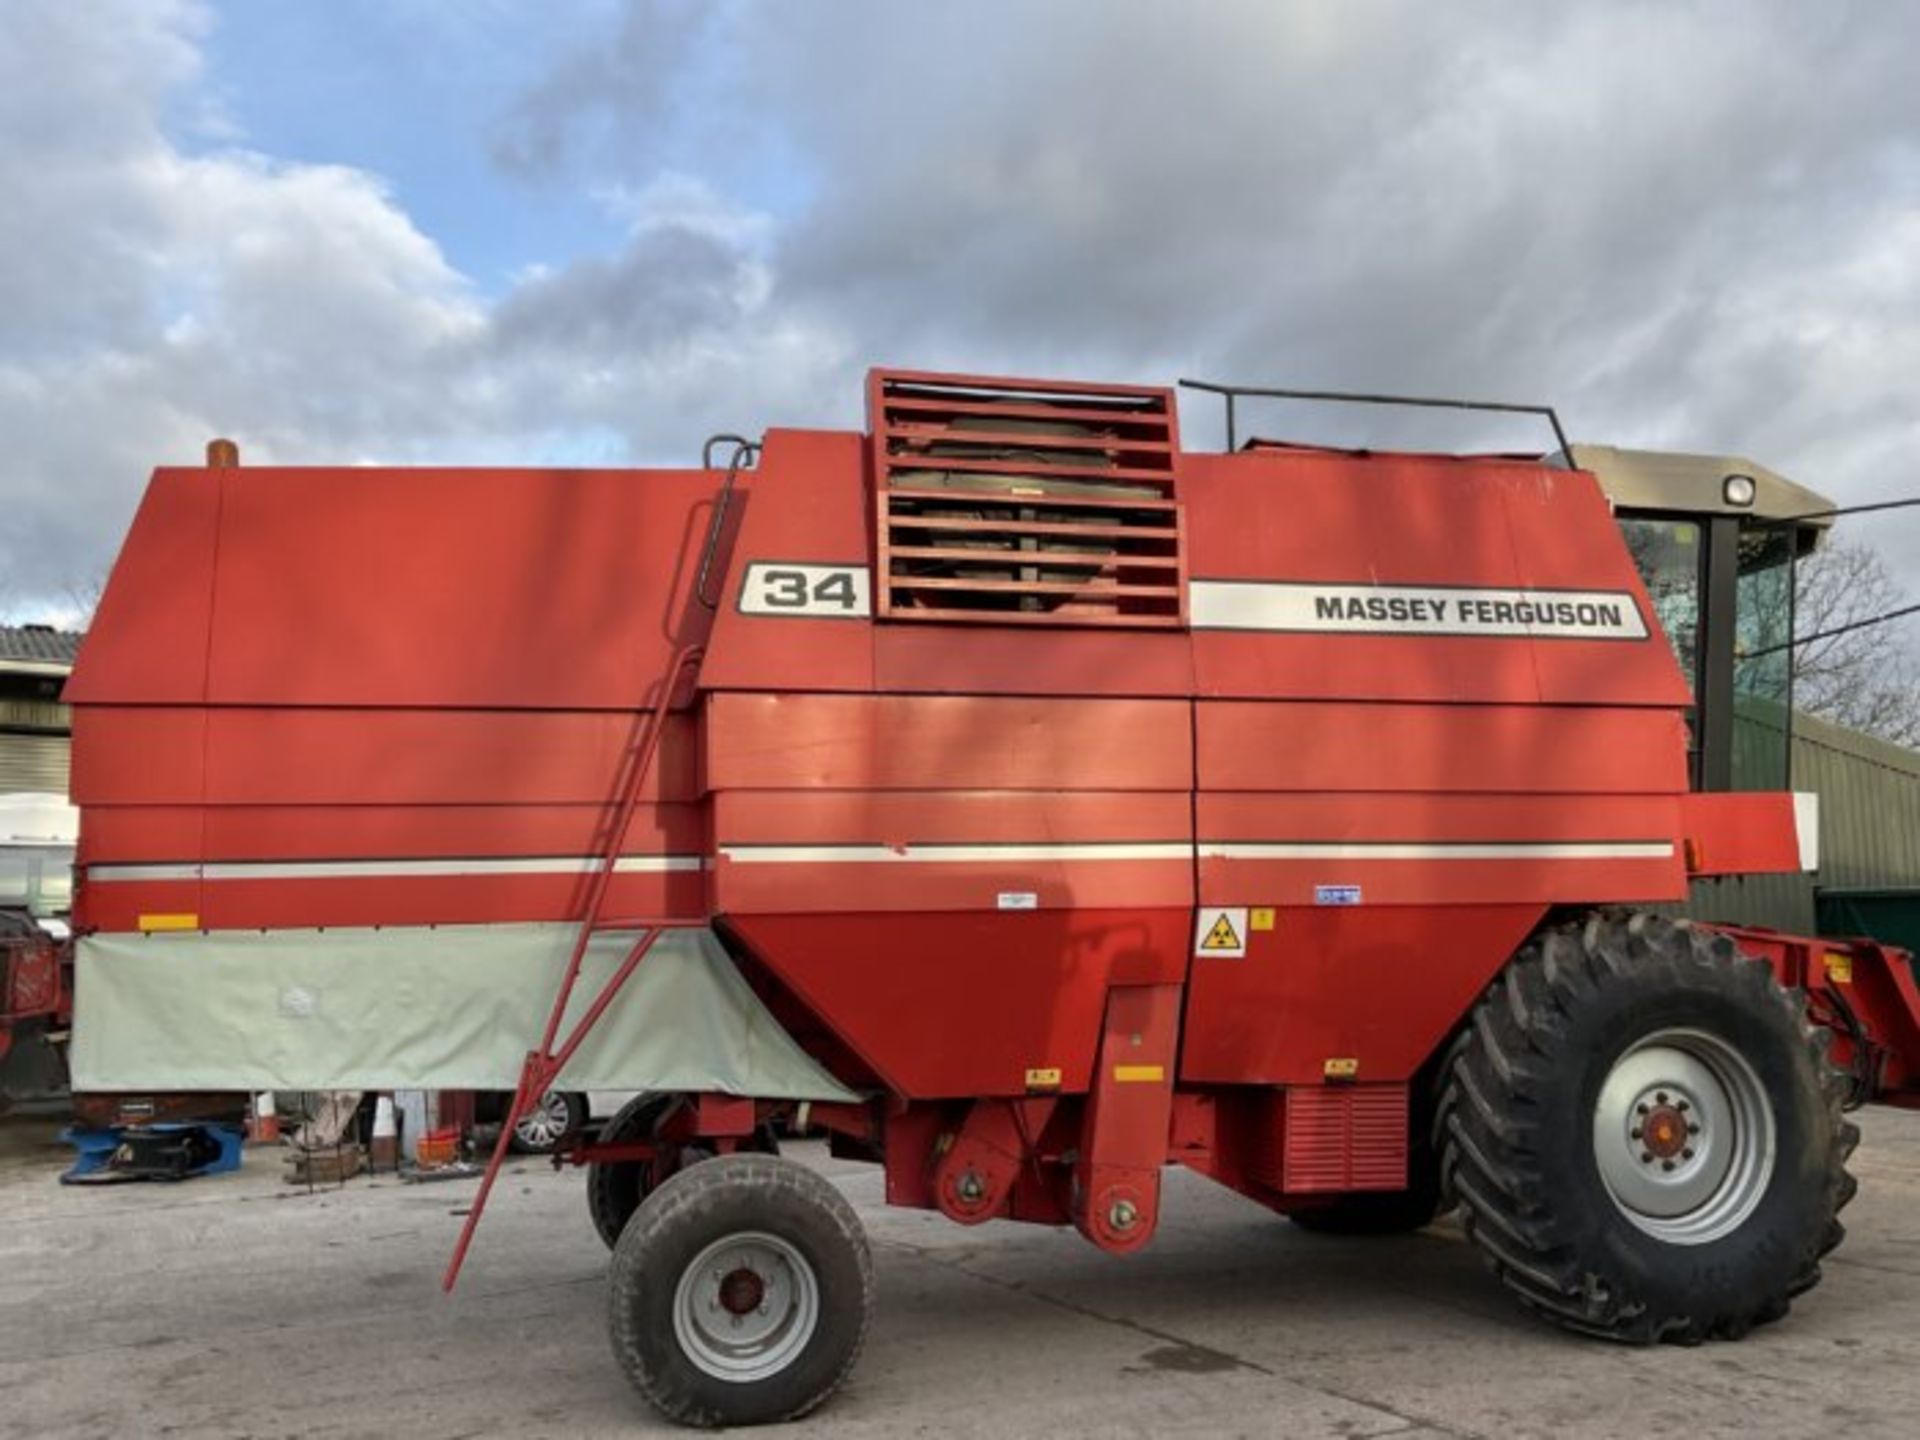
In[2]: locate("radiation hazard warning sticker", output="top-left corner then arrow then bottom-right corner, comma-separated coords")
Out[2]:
1194,906 -> 1249,958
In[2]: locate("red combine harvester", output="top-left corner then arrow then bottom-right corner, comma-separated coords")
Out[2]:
65,370 -> 1920,1426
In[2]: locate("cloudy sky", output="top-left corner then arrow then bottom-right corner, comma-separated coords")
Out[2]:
5,0 -> 1920,627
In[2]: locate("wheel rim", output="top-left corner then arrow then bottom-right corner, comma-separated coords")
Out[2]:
671,1231 -> 820,1383
1592,1027 -> 1776,1245
513,1092 -> 571,1148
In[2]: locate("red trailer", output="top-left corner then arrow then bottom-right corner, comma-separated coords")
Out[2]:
65,369 -> 1920,1426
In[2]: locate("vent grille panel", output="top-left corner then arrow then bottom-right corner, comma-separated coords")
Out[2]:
868,370 -> 1186,627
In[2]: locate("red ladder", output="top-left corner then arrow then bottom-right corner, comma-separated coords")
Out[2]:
442,641 -> 708,1290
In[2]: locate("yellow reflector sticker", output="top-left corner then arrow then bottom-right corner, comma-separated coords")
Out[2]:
1113,1064 -> 1165,1084
1825,952 -> 1855,985
1250,907 -> 1276,931
138,913 -> 200,932
1323,1057 -> 1360,1080
1024,1067 -> 1062,1089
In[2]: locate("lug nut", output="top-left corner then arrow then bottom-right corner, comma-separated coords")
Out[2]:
1640,1151 -> 1654,1163
1631,1127 -> 1644,1140
1687,1123 -> 1700,1135
1656,1091 -> 1669,1105
1637,1103 -> 1651,1116
1676,1099 -> 1690,1113
1661,1160 -> 1676,1172
1682,1148 -> 1695,1160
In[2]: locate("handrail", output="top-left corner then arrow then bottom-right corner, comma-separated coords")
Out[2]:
695,436 -> 760,610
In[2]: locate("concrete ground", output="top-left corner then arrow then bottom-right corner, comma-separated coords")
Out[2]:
4,1110 -> 1920,1440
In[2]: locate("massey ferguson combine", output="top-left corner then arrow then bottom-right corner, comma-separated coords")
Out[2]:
64,369 -> 1920,1426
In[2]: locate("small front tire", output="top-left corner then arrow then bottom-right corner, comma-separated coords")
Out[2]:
609,1153 -> 873,1427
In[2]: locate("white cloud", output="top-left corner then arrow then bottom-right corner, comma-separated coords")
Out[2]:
6,0 -> 1920,645
0,0 -> 846,615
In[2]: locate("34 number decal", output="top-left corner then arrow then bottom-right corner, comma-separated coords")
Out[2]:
738,562 -> 871,618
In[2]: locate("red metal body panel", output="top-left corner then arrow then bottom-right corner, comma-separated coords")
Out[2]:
75,709 -> 701,806
1198,793 -> 1686,906
1179,905 -> 1544,1085
705,693 -> 1190,792
1679,792 -> 1809,876
872,626 -> 1194,697
699,430 -> 875,696
726,910 -> 1189,1099
77,859 -> 704,934
1183,450 -> 1688,706
63,470 -> 222,705
1197,701 -> 1689,794
713,791 -> 1191,913
206,468 -> 722,708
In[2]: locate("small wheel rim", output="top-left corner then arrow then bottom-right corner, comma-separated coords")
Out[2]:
513,1092 -> 571,1148
1592,1027 -> 1776,1245
671,1231 -> 820,1383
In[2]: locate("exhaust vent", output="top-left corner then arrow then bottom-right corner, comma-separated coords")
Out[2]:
867,369 -> 1186,627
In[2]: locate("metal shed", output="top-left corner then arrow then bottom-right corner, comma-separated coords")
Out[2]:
0,625 -> 82,795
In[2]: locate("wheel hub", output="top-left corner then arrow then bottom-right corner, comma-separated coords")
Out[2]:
1638,1101 -> 1691,1161
718,1266 -> 767,1317
672,1231 -> 820,1383
1592,1028 -> 1777,1245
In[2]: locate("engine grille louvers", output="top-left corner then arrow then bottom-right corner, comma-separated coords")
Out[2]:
867,369 -> 1187,627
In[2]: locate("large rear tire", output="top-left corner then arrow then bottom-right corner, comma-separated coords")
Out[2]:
1443,911 -> 1857,1342
608,1153 -> 873,1427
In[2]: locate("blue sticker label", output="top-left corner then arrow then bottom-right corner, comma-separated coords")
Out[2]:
1314,884 -> 1363,906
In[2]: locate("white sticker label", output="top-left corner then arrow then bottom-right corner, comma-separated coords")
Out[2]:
738,562 -> 871,618
997,891 -> 1039,910
1189,582 -> 1648,640
1194,907 -> 1248,957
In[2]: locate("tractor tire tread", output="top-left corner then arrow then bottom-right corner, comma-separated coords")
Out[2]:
608,1153 -> 872,1428
1442,909 -> 1858,1345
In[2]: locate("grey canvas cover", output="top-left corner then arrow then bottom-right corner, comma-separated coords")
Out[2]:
71,923 -> 857,1101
